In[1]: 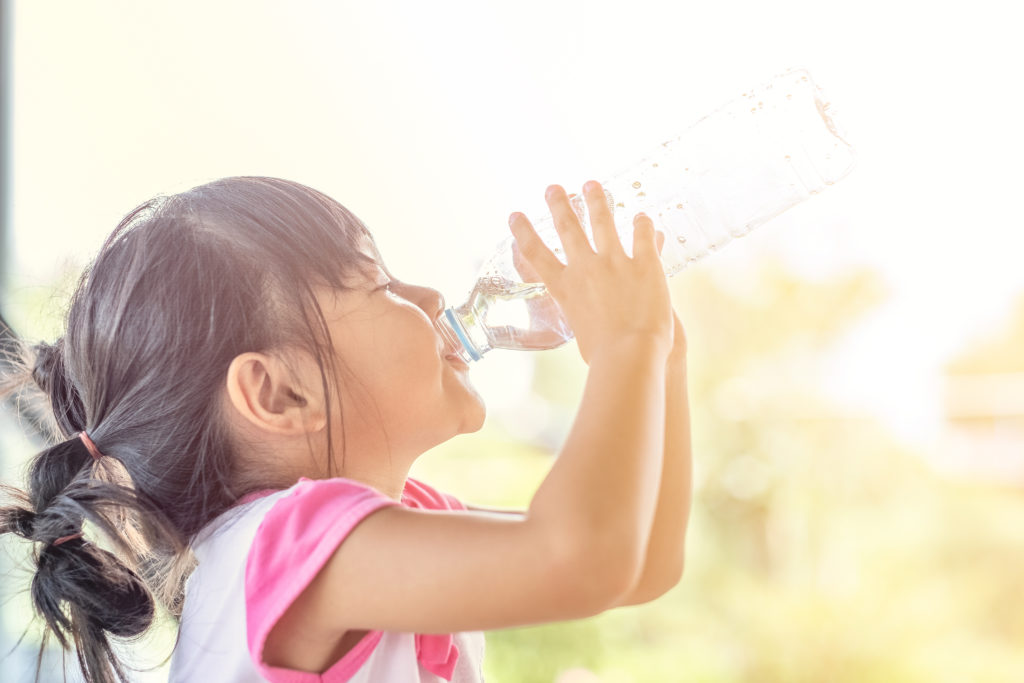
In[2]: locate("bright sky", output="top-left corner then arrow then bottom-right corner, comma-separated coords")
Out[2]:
8,0 -> 1024,445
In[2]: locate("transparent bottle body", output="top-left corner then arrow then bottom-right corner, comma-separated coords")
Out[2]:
442,68 -> 856,362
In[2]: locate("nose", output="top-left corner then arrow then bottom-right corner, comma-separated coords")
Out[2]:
423,287 -> 445,320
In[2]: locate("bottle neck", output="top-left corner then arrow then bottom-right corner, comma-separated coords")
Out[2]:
439,308 -> 484,363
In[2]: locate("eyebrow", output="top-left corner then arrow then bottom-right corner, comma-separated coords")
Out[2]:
348,259 -> 392,293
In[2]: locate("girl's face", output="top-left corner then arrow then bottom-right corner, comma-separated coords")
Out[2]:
316,242 -> 485,463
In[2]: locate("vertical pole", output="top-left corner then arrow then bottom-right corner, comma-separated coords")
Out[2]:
0,2 -> 15,676
0,0 -> 8,302
0,0 -> 13,676
0,0 -> 11,671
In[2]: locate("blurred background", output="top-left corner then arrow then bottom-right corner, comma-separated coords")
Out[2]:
2,0 -> 1023,681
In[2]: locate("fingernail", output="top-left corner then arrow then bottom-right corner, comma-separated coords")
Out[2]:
508,212 -> 521,227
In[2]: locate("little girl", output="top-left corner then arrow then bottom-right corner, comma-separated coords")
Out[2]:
0,176 -> 691,682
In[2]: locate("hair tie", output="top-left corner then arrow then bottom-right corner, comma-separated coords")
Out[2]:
78,431 -> 104,461
52,532 -> 84,546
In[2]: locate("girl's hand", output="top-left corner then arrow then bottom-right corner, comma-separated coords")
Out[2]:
509,181 -> 674,365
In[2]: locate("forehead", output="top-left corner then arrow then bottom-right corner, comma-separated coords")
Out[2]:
337,234 -> 388,287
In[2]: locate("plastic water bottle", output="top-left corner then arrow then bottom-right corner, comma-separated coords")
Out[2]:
439,68 -> 856,362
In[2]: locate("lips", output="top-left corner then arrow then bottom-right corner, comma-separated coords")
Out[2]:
441,341 -> 469,368
444,350 -> 469,369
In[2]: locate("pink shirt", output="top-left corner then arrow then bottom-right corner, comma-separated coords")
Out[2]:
169,477 -> 486,683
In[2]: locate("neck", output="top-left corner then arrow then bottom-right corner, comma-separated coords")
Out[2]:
336,461 -> 411,502
234,420 -> 422,503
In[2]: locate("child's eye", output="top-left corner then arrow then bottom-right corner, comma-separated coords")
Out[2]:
374,273 -> 403,298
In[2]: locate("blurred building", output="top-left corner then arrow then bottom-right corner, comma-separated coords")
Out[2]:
940,372 -> 1024,482
939,296 -> 1024,484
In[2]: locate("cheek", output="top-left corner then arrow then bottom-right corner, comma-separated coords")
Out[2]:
333,314 -> 445,415
371,327 -> 443,397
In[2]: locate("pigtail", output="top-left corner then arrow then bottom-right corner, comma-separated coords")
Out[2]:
0,437 -> 168,683
1,333 -> 175,683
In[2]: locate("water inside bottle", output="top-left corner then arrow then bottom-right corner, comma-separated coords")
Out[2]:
466,276 -> 550,331
457,275 -> 572,352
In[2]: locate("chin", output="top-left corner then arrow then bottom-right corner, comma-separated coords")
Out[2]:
458,397 -> 487,434
465,410 -> 486,434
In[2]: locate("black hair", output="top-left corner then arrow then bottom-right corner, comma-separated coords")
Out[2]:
0,176 -> 379,682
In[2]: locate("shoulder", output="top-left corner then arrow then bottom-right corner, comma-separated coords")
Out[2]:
246,476 -> 464,586
197,476 -> 463,559
242,476 -> 465,680
246,477 -> 401,590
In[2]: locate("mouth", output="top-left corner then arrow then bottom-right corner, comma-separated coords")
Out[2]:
444,349 -> 469,369
435,316 -> 471,368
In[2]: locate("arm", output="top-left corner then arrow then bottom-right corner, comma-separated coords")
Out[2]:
470,316 -> 693,609
613,354 -> 691,606
613,311 -> 692,607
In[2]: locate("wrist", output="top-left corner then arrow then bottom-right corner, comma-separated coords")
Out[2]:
589,333 -> 672,367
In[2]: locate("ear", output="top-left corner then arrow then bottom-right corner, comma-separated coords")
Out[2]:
225,351 -> 327,435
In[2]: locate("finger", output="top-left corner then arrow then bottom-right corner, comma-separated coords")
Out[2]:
545,184 -> 594,260
655,230 -> 665,256
511,238 -> 543,283
583,180 -> 626,258
509,212 -> 564,283
631,212 -> 659,263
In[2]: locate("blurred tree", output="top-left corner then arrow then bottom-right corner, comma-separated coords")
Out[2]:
679,258 -> 887,578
